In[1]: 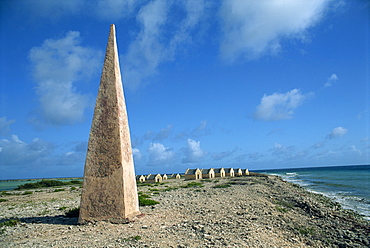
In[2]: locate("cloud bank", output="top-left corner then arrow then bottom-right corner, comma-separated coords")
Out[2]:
0,135 -> 54,166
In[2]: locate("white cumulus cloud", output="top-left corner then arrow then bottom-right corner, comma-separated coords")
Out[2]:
324,73 -> 338,87
219,0 -> 330,61
147,142 -> 174,166
182,139 -> 207,163
326,126 -> 348,139
29,31 -> 102,125
254,89 -> 314,121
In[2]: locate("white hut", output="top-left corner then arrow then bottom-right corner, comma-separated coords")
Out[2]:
224,168 -> 235,177
201,168 -> 215,179
185,168 -> 202,180
214,168 -> 225,178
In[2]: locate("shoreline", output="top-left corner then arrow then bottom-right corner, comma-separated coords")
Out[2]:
261,165 -> 370,221
1,174 -> 369,247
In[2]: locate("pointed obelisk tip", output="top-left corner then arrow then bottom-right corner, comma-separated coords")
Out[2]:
110,24 -> 115,32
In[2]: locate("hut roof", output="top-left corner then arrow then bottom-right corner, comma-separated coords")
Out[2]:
201,168 -> 213,174
185,168 -> 201,175
147,174 -> 161,180
213,168 -> 224,173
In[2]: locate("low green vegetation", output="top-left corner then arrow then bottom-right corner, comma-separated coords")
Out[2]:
213,183 -> 232,188
0,218 -> 20,234
53,188 -> 65,192
275,206 -> 288,213
122,235 -> 142,241
138,192 -> 159,206
59,206 -> 68,210
275,200 -> 294,208
275,201 -> 294,208
274,200 -> 294,212
181,182 -> 204,188
161,186 -> 179,192
148,188 -> 159,191
146,186 -> 180,193
298,226 -> 316,235
22,191 -> 33,195
0,199 -> 8,202
65,207 -> 80,217
0,219 -> 20,227
16,179 -> 82,190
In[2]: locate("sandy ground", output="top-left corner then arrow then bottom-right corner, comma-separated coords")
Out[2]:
0,174 -> 369,247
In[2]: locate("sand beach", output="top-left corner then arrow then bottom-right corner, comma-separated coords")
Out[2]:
0,174 -> 369,247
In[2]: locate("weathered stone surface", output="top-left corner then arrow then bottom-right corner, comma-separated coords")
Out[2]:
78,24 -> 140,224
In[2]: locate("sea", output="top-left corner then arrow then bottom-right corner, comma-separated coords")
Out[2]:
256,165 -> 370,220
0,178 -> 82,191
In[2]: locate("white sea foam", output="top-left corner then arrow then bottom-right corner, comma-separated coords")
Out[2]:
303,188 -> 370,220
266,168 -> 370,220
286,172 -> 298,176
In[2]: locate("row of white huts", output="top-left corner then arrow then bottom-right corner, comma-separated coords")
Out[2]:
136,168 -> 249,183
184,168 -> 249,180
136,173 -> 181,183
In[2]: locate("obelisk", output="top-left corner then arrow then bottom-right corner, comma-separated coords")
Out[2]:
79,24 -> 140,224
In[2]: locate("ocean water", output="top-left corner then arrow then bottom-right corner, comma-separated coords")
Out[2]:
258,165 -> 370,220
0,178 -> 82,191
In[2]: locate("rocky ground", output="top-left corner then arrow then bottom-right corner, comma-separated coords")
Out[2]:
0,174 -> 369,247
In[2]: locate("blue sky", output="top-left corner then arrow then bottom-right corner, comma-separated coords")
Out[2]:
1,0 -> 369,180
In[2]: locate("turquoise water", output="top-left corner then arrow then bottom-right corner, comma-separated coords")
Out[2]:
0,180 -> 42,191
0,178 -> 83,191
257,165 -> 370,220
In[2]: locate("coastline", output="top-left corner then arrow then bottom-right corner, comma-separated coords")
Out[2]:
260,165 -> 370,220
1,174 -> 369,247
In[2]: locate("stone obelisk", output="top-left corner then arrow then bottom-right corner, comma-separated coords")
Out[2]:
79,24 -> 140,224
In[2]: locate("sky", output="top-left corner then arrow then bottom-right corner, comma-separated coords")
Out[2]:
0,0 -> 369,180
